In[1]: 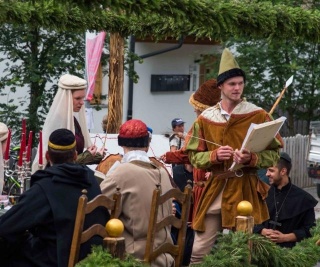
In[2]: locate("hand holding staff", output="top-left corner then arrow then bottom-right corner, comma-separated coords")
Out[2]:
269,75 -> 294,115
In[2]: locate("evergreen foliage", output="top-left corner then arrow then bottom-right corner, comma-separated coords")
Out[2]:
2,0 -> 320,138
75,245 -> 146,267
1,1 -> 320,41
195,221 -> 320,267
75,220 -> 320,267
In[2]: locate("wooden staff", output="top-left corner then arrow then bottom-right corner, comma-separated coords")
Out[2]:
269,75 -> 293,115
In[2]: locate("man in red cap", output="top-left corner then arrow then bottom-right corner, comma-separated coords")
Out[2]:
100,119 -> 174,267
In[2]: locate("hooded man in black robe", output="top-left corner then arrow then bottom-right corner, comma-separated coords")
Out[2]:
0,128 -> 110,266
254,152 -> 318,248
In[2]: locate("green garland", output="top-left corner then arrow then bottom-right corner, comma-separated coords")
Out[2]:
77,220 -> 320,267
195,220 -> 320,267
2,1 -> 320,41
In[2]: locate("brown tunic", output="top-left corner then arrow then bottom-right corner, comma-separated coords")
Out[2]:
185,101 -> 283,231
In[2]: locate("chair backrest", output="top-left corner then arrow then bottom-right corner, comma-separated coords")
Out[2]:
143,181 -> 192,267
68,188 -> 121,267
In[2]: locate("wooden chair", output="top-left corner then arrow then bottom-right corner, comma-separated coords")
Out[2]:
144,181 -> 192,267
68,188 -> 121,267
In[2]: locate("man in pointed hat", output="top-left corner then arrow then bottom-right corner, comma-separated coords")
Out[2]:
184,48 -> 284,264
161,78 -> 221,266
162,78 -> 221,221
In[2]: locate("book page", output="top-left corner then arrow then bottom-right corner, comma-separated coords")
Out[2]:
229,116 -> 286,171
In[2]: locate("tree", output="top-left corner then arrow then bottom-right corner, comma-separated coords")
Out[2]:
0,24 -> 85,142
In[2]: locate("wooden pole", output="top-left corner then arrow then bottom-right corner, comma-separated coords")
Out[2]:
103,237 -> 126,260
269,87 -> 288,115
235,215 -> 254,233
269,76 -> 293,116
236,215 -> 254,263
107,32 -> 124,133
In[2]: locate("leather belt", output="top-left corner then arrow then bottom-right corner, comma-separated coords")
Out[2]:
194,181 -> 207,188
213,168 -> 257,180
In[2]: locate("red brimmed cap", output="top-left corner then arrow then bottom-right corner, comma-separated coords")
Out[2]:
118,119 -> 149,148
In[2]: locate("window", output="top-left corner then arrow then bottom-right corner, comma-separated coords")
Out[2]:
199,55 -> 217,85
151,75 -> 190,92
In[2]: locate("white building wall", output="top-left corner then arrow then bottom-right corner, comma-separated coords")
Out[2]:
126,42 -> 219,134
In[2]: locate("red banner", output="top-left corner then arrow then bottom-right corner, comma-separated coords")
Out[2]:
85,32 -> 106,101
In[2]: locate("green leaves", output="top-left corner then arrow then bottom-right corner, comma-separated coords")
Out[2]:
75,245 -> 146,267
197,224 -> 320,267
2,1 -> 320,41
0,24 -> 85,138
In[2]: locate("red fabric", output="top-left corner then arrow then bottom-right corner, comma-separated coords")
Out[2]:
192,168 -> 207,223
165,150 -> 190,164
118,119 -> 148,139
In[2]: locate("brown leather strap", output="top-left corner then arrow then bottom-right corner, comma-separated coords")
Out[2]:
194,181 -> 207,188
213,168 -> 257,180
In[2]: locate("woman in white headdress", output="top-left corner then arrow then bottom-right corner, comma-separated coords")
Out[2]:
32,74 -> 104,173
0,122 -> 8,194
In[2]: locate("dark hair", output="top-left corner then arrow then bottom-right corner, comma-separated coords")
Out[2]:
277,157 -> 292,175
48,146 -> 76,164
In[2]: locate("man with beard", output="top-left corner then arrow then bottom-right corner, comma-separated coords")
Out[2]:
254,152 -> 318,248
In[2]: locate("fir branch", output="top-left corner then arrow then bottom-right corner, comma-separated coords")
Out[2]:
1,1 -> 320,41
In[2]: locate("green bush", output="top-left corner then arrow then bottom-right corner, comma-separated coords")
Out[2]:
77,220 -> 320,267
195,220 -> 320,267
75,246 -> 146,267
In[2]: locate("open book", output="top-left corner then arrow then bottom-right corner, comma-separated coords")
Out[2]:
229,116 -> 286,171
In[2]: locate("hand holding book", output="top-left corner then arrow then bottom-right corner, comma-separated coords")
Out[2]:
233,148 -> 252,165
229,116 -> 286,171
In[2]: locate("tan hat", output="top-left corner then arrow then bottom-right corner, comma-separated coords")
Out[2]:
217,48 -> 246,86
0,122 -> 8,142
58,74 -> 87,90
189,79 -> 221,112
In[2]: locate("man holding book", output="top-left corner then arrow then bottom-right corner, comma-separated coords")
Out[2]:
184,48 -> 284,264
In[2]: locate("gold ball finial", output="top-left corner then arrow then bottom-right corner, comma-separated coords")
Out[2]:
237,200 -> 253,216
105,218 -> 124,237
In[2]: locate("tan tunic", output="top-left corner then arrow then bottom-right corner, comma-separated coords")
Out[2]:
100,160 -> 174,267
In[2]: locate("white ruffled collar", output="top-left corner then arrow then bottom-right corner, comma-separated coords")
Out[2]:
122,150 -> 150,163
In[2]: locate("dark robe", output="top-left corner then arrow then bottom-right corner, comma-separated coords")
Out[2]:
254,180 -> 318,248
74,117 -> 85,155
0,163 -> 110,267
171,164 -> 194,266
